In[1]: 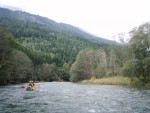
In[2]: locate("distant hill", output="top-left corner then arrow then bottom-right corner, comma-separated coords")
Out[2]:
0,7 -> 113,83
0,7 -> 112,67
0,7 -> 112,43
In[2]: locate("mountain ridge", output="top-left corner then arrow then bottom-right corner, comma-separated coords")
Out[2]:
0,7 -> 113,43
0,7 -> 110,67
0,7 -> 113,83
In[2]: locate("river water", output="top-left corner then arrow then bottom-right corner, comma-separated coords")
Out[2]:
0,82 -> 150,113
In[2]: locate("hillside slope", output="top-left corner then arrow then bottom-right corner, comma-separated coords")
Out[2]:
0,7 -> 112,43
0,7 -> 113,83
0,7 -> 111,66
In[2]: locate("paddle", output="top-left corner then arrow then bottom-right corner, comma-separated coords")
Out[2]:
21,86 -> 26,88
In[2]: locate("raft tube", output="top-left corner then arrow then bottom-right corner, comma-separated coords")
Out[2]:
26,86 -> 35,91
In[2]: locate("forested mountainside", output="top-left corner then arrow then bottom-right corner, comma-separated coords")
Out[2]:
0,8 -> 110,65
0,7 -> 112,43
0,8 -> 111,85
0,7 -> 149,86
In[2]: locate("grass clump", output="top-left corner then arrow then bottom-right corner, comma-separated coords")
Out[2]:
81,76 -> 131,85
81,76 -> 150,88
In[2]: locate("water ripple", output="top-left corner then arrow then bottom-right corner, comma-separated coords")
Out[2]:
0,82 -> 150,113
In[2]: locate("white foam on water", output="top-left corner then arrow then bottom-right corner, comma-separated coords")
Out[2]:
88,109 -> 96,113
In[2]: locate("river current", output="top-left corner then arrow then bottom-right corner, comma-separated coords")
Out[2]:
0,82 -> 150,113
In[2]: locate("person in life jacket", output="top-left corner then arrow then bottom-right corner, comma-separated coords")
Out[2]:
32,81 -> 35,90
28,81 -> 33,87
27,80 -> 36,91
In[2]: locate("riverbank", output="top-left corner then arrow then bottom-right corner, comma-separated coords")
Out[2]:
81,76 -> 150,88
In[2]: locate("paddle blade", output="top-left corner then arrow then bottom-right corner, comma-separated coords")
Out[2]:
21,86 -> 26,88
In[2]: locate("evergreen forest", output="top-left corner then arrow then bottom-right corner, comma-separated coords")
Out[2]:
0,8 -> 150,85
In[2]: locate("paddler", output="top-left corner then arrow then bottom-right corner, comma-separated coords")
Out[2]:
28,81 -> 33,87
32,81 -> 35,90
27,81 -> 35,91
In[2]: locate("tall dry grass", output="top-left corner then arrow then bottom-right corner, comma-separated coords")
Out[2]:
81,76 -> 150,88
81,76 -> 131,85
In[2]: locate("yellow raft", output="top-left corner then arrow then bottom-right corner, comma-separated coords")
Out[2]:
26,86 -> 35,91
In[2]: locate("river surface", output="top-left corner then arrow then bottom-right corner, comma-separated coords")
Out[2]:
0,82 -> 150,113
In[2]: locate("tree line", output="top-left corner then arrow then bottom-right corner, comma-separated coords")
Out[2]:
1,22 -> 150,85
70,22 -> 150,82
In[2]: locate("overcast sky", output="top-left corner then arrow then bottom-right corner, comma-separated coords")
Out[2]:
0,0 -> 150,41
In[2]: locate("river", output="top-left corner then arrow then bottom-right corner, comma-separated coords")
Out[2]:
0,82 -> 150,113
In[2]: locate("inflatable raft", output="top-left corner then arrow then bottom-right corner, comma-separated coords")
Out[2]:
26,86 -> 35,91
